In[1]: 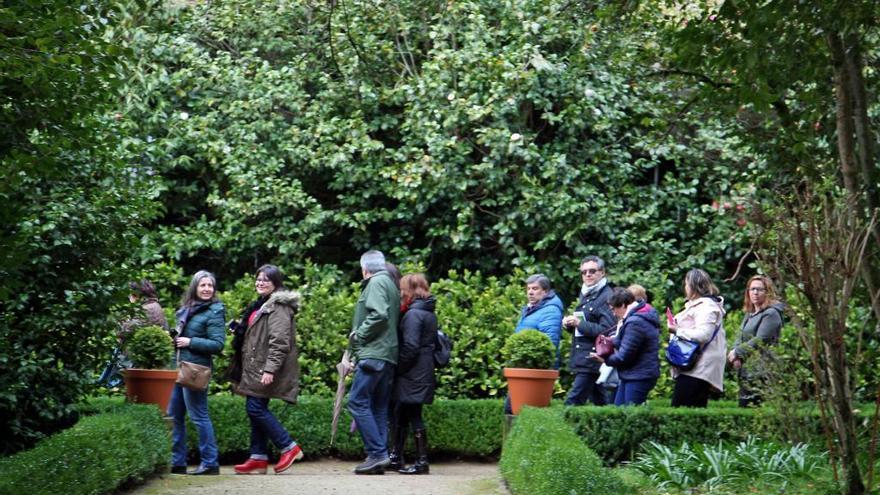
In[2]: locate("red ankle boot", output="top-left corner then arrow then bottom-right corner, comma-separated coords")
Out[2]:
274,445 -> 304,473
234,458 -> 268,474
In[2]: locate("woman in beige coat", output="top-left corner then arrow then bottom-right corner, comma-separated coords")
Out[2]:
231,264 -> 304,475
668,269 -> 726,407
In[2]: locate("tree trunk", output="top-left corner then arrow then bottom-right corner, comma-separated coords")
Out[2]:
822,327 -> 866,495
840,33 -> 880,326
826,32 -> 861,202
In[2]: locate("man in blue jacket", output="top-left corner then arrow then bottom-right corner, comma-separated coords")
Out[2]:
562,256 -> 615,406
514,273 -> 564,359
505,274 -> 564,414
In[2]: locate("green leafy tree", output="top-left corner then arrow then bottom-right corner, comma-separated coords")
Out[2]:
0,1 -> 159,453
120,0 -> 754,300
618,1 -> 880,492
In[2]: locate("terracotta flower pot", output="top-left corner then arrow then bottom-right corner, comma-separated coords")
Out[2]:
504,367 -> 559,415
122,368 -> 178,412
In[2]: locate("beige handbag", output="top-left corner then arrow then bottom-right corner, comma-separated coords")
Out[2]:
176,350 -> 212,391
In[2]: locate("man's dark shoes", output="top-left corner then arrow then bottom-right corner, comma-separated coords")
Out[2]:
354,455 -> 390,474
170,465 -> 187,475
189,465 -> 220,475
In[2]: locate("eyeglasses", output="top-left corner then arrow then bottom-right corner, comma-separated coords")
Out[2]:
581,268 -> 601,275
748,287 -> 767,293
255,278 -> 272,285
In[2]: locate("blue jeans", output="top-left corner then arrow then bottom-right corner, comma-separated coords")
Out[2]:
614,377 -> 657,406
168,384 -> 218,467
246,396 -> 296,460
565,372 -> 606,406
348,359 -> 394,458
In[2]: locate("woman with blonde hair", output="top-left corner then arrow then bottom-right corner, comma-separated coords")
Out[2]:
728,275 -> 784,407
389,273 -> 437,475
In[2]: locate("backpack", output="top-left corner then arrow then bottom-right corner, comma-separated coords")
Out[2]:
433,328 -> 453,368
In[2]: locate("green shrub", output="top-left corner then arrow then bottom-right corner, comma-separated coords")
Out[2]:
126,325 -> 173,370
0,404 -> 169,495
502,329 -> 555,369
564,403 -> 877,464
500,406 -> 625,495
79,395 -> 504,459
632,436 -> 834,493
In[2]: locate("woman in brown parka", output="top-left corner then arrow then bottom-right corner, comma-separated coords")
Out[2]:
231,264 -> 304,475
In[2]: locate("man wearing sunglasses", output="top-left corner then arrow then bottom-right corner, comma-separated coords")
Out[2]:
562,256 -> 615,406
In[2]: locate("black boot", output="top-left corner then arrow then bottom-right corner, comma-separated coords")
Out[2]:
388,424 -> 407,471
398,429 -> 429,475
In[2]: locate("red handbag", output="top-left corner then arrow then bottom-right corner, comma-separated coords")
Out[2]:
595,334 -> 614,358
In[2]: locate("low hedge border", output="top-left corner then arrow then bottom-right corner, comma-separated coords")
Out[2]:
0,404 -> 169,495
564,402 -> 878,464
80,395 -> 505,460
500,406 -> 626,495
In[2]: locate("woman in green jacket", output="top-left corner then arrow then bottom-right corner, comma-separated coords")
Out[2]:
168,270 -> 226,475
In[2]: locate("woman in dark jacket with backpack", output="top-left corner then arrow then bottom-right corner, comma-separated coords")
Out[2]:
389,273 -> 437,475
591,288 -> 660,406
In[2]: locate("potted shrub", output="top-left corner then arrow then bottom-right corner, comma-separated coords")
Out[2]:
122,325 -> 176,411
502,329 -> 559,415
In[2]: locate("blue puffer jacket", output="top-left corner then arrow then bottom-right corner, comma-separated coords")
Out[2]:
514,291 -> 564,351
173,301 -> 226,369
605,302 -> 660,381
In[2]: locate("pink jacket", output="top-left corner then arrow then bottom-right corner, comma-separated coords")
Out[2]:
672,297 -> 727,391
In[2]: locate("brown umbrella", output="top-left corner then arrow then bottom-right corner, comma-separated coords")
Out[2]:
330,349 -> 354,445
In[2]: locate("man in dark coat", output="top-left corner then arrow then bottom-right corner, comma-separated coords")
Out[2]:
347,250 -> 400,474
562,255 -> 615,406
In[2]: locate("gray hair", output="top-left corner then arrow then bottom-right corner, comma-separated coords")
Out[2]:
525,273 -> 552,291
181,270 -> 218,307
360,250 -> 386,274
580,255 -> 606,271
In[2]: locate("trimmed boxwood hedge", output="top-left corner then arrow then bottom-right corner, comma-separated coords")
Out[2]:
500,406 -> 625,495
0,404 -> 169,495
564,402 -> 878,464
80,395 -> 505,460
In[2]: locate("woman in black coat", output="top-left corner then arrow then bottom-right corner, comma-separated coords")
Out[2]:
389,273 -> 437,475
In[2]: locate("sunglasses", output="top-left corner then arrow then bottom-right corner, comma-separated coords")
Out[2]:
581,268 -> 601,275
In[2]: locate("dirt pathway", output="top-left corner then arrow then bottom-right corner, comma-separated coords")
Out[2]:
125,459 -> 509,495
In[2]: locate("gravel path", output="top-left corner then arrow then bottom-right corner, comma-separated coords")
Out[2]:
125,459 -> 509,495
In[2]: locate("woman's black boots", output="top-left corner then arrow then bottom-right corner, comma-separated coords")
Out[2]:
388,425 -> 407,471
398,429 -> 429,474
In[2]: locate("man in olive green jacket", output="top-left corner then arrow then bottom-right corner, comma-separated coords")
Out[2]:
347,250 -> 400,474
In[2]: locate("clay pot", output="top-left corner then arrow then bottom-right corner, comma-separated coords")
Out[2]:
503,368 -> 559,415
122,368 -> 177,412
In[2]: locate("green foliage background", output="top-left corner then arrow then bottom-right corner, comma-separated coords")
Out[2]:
3,0 -> 879,461
120,0 -> 753,293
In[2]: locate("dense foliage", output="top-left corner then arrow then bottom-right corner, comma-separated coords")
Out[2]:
0,404 -> 169,495
0,1 -> 159,453
501,329 -> 556,369
126,325 -> 173,370
119,0 -> 753,294
633,437 -> 833,493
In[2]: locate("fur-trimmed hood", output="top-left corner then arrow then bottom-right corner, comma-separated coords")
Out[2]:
262,290 -> 301,313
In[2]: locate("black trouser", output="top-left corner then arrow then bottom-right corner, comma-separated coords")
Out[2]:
671,373 -> 711,408
395,403 -> 425,430
564,372 -> 606,406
